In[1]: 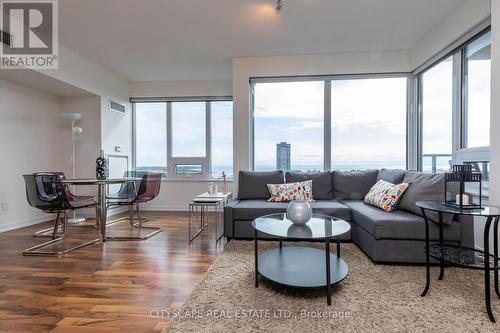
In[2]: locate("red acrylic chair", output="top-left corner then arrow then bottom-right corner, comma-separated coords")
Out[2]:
106,172 -> 163,240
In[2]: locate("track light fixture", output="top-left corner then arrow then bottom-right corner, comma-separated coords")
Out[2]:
275,0 -> 283,13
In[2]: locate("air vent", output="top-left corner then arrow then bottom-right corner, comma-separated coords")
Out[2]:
109,100 -> 126,114
0,29 -> 12,47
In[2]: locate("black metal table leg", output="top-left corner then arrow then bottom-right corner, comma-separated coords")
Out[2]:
484,217 -> 495,322
438,211 -> 444,280
326,239 -> 331,306
279,238 -> 282,250
421,208 -> 430,297
494,217 -> 499,299
254,228 -> 259,288
337,237 -> 340,257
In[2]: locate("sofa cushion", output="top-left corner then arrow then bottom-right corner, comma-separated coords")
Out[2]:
332,170 -> 379,200
364,180 -> 409,212
343,200 -> 460,241
232,200 -> 351,222
377,169 -> 407,184
267,180 -> 313,202
399,171 -> 453,224
285,171 -> 333,200
238,171 -> 284,200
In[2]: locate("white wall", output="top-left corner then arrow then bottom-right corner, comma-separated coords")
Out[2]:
37,44 -> 129,101
487,0 -> 500,252
142,180 -> 234,212
231,50 -> 411,195
60,96 -> 102,181
0,79 -> 62,232
489,0 -> 500,206
129,80 -> 232,98
101,98 -> 132,166
410,0 -> 490,69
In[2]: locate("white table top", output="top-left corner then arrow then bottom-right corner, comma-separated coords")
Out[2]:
196,192 -> 232,199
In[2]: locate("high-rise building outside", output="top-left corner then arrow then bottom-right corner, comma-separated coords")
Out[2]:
276,142 -> 291,170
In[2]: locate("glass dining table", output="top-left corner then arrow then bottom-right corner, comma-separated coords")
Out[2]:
62,178 -> 140,241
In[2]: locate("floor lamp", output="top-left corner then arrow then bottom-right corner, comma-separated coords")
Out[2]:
60,113 -> 86,223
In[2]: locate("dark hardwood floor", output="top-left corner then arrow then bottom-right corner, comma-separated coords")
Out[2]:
0,212 -> 224,333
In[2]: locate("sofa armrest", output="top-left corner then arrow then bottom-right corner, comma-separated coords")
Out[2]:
224,199 -> 240,239
456,214 -> 474,248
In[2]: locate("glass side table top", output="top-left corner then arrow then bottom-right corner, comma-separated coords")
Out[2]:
416,200 -> 500,217
252,213 -> 351,240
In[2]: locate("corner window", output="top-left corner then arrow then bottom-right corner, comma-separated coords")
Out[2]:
419,57 -> 454,173
463,31 -> 491,149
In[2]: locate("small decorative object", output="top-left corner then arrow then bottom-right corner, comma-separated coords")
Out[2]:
286,200 -> 312,225
96,149 -> 108,180
218,171 -> 228,193
444,164 -> 482,209
208,182 -> 218,195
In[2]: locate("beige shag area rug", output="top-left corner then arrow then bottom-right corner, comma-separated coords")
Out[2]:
165,241 -> 499,332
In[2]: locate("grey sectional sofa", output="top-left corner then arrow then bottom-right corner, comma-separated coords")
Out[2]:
224,169 -> 474,264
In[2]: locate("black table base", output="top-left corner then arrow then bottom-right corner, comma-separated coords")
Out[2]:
420,206 -> 500,322
254,232 -> 348,305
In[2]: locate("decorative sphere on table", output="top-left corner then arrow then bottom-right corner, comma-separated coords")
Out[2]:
286,200 -> 312,225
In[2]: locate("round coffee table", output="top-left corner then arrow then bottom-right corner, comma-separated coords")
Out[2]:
252,213 -> 351,305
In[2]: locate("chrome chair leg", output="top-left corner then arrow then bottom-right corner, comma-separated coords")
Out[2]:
105,204 -> 162,241
51,212 -> 61,239
23,210 -> 101,257
33,208 -> 99,239
136,204 -> 148,224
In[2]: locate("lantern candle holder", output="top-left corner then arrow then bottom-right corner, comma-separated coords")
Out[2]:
444,164 -> 482,210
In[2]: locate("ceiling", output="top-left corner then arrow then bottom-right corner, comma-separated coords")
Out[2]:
58,0 -> 465,81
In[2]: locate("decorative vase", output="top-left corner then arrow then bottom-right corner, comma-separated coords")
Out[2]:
208,182 -> 218,195
96,149 -> 108,180
286,200 -> 312,225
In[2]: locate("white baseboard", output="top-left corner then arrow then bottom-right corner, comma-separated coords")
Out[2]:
0,207 -> 129,233
140,205 -> 188,212
0,214 -> 54,233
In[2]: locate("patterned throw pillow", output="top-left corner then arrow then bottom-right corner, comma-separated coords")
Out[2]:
364,180 -> 409,212
267,180 -> 314,202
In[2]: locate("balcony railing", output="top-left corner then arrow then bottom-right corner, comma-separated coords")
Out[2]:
422,154 -> 452,173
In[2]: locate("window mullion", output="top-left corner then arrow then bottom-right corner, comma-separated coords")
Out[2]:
166,102 -> 173,176
324,80 -> 331,171
206,102 -> 212,178
452,50 -> 463,162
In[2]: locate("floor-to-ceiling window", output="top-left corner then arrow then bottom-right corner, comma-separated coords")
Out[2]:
135,102 -> 168,174
252,75 -> 409,172
253,81 -> 325,172
211,101 -> 234,178
463,31 -> 491,149
331,77 -> 407,170
420,56 -> 454,173
416,27 -> 491,198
